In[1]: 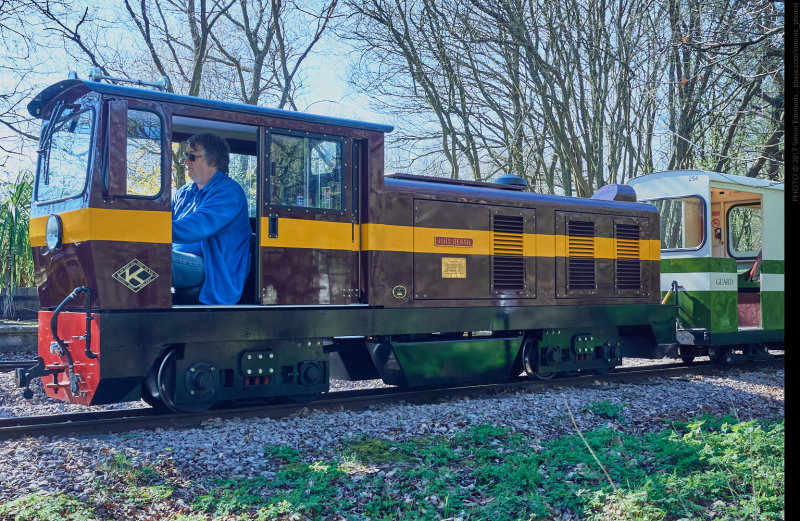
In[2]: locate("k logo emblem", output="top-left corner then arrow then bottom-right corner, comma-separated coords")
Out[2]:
112,259 -> 159,292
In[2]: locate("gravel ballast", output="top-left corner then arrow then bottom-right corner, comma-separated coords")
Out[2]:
0,358 -> 784,509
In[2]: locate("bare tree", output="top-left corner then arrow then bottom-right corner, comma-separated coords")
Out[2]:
343,0 -> 673,195
342,0 -> 484,179
663,0 -> 783,178
207,0 -> 339,109
0,0 -> 340,187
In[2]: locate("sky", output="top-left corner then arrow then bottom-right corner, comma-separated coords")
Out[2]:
0,10 -> 390,184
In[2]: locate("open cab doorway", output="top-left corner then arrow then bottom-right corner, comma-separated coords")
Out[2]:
169,115 -> 260,306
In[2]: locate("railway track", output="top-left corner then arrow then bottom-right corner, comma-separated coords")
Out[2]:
0,357 -> 783,441
0,360 -> 37,373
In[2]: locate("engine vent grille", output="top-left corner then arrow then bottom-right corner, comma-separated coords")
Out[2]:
568,220 -> 595,290
615,223 -> 641,290
492,215 -> 524,291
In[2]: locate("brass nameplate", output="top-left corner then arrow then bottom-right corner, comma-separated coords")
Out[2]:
441,257 -> 466,278
435,236 -> 473,247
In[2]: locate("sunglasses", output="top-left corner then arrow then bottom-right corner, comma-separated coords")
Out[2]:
183,151 -> 205,162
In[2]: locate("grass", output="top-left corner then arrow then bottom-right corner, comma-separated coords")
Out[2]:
0,415 -> 784,521
582,399 -> 627,422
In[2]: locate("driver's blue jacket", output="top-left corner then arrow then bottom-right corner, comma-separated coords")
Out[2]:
172,171 -> 251,305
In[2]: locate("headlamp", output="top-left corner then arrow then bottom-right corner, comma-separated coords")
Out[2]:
45,214 -> 63,250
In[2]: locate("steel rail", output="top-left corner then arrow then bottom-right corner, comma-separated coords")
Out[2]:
0,357 -> 783,441
0,361 -> 37,373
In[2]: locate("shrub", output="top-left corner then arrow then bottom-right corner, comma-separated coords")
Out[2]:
0,170 -> 34,318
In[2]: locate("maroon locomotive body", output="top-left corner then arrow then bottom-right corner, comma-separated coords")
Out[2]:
20,77 -> 674,411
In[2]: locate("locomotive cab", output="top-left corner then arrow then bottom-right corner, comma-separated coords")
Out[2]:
22,76 -> 393,409
628,171 -> 784,360
27,77 -> 392,312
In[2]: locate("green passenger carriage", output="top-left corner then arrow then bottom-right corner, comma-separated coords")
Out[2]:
628,171 -> 784,363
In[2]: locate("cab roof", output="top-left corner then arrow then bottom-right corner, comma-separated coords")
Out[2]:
27,79 -> 395,134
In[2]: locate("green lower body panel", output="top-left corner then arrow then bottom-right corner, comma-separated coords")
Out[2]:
707,328 -> 784,346
372,336 -> 523,387
761,291 -> 784,330
662,257 -> 784,335
661,290 -> 737,333
662,289 -> 784,334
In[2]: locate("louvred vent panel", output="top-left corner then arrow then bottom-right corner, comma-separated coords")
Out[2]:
493,215 -> 524,291
616,223 -> 641,290
568,220 -> 595,290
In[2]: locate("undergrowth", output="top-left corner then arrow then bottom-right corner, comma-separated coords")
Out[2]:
0,415 -> 784,521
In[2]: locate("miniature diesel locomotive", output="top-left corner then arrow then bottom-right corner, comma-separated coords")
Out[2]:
17,75 -> 784,412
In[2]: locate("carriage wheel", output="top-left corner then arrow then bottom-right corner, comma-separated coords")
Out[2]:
709,346 -> 732,365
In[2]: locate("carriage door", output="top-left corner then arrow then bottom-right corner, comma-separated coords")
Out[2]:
260,130 -> 359,305
725,196 -> 763,329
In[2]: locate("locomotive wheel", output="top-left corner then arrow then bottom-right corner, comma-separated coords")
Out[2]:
532,369 -> 557,380
142,356 -> 170,412
595,341 -> 620,375
709,346 -> 732,365
141,387 -> 170,412
522,337 -> 558,380
156,349 -> 217,413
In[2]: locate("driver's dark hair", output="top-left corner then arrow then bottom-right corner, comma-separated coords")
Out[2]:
187,133 -> 230,173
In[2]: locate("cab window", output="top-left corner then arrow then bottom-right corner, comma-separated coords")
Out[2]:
228,153 -> 257,218
36,108 -> 94,202
269,133 -> 343,210
727,204 -> 761,258
125,109 -> 163,197
649,196 -> 704,250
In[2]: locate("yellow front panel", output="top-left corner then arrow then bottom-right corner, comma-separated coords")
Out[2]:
30,208 -> 172,247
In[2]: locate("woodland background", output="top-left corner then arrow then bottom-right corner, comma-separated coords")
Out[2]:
0,0 -> 785,192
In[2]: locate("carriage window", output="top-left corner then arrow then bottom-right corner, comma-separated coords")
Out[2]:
125,109 -> 162,196
727,204 -> 761,258
270,133 -> 343,210
36,109 -> 94,202
649,196 -> 704,250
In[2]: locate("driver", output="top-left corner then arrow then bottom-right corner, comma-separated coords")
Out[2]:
171,133 -> 251,304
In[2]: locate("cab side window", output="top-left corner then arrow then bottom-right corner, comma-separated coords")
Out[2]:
125,109 -> 163,197
270,133 -> 343,210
